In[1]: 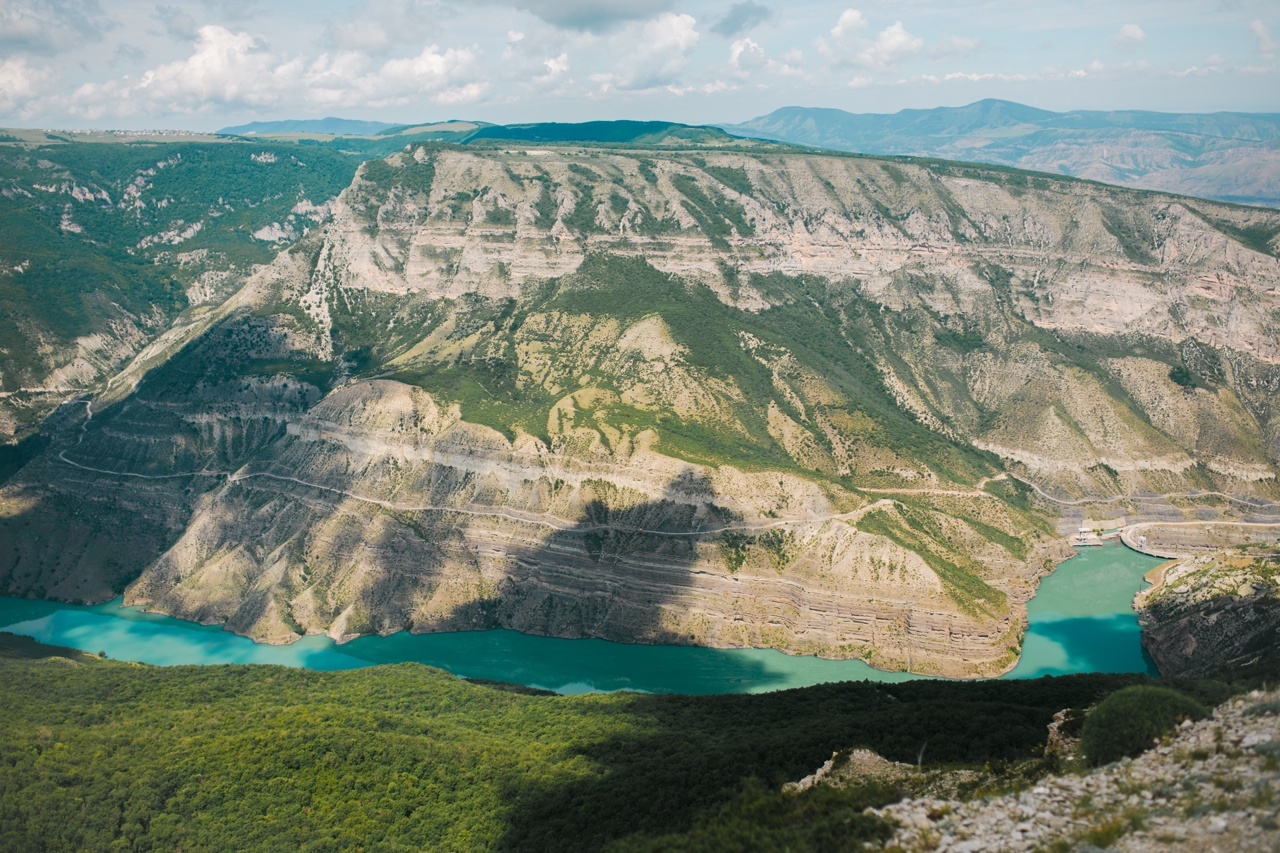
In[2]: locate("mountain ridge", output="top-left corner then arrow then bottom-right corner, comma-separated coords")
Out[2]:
218,117 -> 399,136
721,99 -> 1280,207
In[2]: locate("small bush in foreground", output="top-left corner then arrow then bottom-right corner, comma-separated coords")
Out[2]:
1081,686 -> 1208,766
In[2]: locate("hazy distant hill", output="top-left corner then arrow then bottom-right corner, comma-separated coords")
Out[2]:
467,120 -> 734,146
219,117 -> 398,136
217,118 -> 754,155
723,99 -> 1280,207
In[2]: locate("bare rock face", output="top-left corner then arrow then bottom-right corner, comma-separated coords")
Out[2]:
1138,548 -> 1280,679
5,140 -> 1280,677
118,380 -> 1032,677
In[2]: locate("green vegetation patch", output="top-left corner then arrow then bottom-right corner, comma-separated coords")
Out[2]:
617,779 -> 899,851
697,162 -> 754,196
669,173 -> 754,249
0,141 -> 356,388
1080,685 -> 1208,766
1194,211 -> 1280,258
1099,205 -> 1157,264
857,502 -> 1007,614
0,637 -> 1172,852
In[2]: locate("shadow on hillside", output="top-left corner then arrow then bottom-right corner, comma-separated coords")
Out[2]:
491,672 -> 1150,850
385,466 -> 807,693
448,468 -> 722,641
0,630 -> 96,662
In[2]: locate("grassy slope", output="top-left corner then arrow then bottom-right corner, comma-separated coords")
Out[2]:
0,142 -> 357,393
0,633 -> 1192,852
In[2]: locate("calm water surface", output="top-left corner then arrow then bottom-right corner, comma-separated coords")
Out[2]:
0,541 -> 1162,694
1007,541 -> 1164,678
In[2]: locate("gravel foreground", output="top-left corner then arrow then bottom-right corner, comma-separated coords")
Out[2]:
872,689 -> 1280,852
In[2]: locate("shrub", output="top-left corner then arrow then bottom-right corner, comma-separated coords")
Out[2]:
1169,364 -> 1196,389
1081,686 -> 1208,766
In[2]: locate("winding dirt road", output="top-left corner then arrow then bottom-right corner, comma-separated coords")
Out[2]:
50,399 -> 1280,545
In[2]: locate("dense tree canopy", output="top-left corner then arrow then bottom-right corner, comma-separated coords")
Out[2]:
0,634 -> 1230,851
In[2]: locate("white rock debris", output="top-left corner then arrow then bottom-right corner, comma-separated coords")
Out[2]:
873,690 -> 1280,852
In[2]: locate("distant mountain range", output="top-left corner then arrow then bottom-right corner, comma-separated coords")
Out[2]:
219,117 -> 741,145
721,99 -> 1280,207
218,117 -> 399,136
217,104 -> 1280,208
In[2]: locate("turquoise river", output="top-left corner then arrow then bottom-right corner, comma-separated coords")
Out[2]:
0,541 -> 1164,694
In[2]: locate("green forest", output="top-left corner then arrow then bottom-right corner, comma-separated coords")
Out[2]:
0,633 -> 1237,852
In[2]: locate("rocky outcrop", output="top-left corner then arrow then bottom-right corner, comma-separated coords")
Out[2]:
1137,548 -> 1280,679
871,689 -> 1280,851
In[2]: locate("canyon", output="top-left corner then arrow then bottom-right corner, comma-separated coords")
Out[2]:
2,131 -> 1279,676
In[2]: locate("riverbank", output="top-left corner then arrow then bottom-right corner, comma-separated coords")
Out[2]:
0,541 -> 1164,692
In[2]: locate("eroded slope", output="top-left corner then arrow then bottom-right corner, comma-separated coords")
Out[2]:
4,142 -> 1280,676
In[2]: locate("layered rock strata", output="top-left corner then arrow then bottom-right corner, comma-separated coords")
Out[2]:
5,142 -> 1280,676
1138,548 -> 1280,679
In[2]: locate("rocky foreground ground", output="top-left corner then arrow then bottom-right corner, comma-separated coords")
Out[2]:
819,689 -> 1280,851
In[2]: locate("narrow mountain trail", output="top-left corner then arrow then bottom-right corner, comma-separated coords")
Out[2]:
1120,519 -> 1280,559
860,473 -> 1007,498
1007,472 -> 1279,511
229,470 -> 898,538
50,399 -> 1280,544
56,400 -> 228,481
53,399 -> 894,538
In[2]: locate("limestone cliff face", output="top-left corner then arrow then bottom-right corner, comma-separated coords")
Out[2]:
4,141 -> 1280,676
118,380 -> 1032,676
0,142 -> 354,443
1138,548 -> 1280,679
314,147 -> 1280,497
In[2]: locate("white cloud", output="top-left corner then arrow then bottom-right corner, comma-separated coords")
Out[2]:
542,53 -> 569,76
1111,23 -> 1145,50
131,26 -> 285,111
531,52 -> 570,87
375,44 -> 481,105
820,10 -> 921,70
729,37 -> 766,74
1172,63 -> 1223,78
729,37 -> 807,80
856,22 -> 922,68
596,12 -> 700,91
830,9 -> 867,40
0,56 -> 57,117
60,25 -> 483,119
1253,20 -> 1278,58
431,81 -> 488,105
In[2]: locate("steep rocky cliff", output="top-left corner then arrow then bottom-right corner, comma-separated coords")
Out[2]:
0,140 -> 355,444
4,137 -> 1280,676
1138,547 -> 1280,679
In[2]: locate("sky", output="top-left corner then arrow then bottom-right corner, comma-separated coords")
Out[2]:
1,0 -> 1278,130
